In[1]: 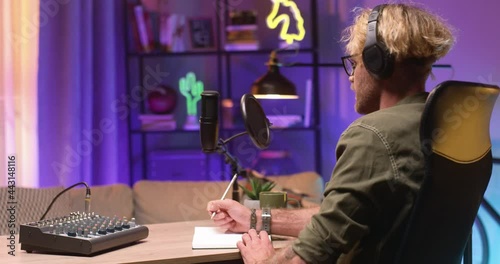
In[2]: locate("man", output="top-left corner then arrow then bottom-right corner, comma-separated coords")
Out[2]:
207,3 -> 455,263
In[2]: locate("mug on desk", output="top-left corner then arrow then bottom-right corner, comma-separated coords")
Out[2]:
259,191 -> 298,209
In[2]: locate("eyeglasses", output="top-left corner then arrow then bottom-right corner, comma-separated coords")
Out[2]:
341,55 -> 358,76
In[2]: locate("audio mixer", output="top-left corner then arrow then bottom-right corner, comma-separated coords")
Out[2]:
19,211 -> 149,256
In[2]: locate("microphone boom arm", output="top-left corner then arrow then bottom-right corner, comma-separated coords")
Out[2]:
220,131 -> 247,145
215,135 -> 248,202
202,93 -> 270,203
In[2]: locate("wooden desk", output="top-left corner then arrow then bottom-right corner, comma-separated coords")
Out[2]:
0,220 -> 291,264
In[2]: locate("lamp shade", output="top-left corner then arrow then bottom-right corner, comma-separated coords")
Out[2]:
251,51 -> 298,99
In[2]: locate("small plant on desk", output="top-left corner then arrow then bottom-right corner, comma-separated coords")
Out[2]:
239,177 -> 276,200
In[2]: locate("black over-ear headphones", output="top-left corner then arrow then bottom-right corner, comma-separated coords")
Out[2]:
362,5 -> 394,79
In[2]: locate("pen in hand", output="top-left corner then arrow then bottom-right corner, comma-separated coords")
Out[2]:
211,173 -> 238,219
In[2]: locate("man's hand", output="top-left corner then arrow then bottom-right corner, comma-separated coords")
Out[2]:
237,229 -> 275,264
207,199 -> 251,233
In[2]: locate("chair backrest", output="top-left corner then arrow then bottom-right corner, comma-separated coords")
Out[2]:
395,80 -> 499,264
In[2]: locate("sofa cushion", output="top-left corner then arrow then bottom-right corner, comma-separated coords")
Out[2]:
265,171 -> 324,204
133,180 -> 231,224
0,186 -> 71,236
68,184 -> 133,220
133,172 -> 324,224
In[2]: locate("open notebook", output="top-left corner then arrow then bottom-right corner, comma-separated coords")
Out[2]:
192,227 -> 244,249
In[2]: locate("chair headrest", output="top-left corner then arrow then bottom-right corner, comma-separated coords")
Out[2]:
423,80 -> 499,163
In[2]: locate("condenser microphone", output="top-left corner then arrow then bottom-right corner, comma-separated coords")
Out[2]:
200,91 -> 220,153
85,187 -> 91,215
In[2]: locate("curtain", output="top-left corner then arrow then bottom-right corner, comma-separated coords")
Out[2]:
0,0 -> 40,187
38,0 -> 128,187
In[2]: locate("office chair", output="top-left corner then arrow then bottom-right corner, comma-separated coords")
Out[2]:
395,80 -> 499,264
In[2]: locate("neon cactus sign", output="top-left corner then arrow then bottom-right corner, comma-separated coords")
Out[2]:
179,72 -> 203,116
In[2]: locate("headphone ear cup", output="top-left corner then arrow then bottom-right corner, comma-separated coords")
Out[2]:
362,43 -> 394,79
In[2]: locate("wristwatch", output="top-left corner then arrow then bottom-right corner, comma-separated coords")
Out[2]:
261,208 -> 271,233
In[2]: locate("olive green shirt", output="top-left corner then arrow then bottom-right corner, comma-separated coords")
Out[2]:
293,93 -> 428,263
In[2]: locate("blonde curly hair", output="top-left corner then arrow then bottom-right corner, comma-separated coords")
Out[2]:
341,3 -> 455,65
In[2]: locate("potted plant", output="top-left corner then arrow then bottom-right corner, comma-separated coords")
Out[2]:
239,177 -> 276,209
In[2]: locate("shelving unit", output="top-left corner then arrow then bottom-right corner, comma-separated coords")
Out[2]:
124,0 -> 324,185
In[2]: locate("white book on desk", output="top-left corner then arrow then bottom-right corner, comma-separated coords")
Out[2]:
192,227 -> 272,249
192,227 -> 243,249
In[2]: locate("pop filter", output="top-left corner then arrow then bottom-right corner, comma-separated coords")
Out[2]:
241,94 -> 271,149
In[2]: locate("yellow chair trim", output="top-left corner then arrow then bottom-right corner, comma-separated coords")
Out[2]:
434,147 -> 491,164
431,86 -> 498,163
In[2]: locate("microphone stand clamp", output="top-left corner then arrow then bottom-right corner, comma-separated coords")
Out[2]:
215,138 -> 247,202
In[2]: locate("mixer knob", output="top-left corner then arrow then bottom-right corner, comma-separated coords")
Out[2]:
122,220 -> 130,229
129,218 -> 136,228
98,226 -> 107,235
67,227 -> 77,237
106,224 -> 115,233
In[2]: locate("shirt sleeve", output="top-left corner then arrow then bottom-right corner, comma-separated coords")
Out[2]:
292,123 -> 397,263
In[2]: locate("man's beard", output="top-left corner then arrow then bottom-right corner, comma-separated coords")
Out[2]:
355,86 -> 380,114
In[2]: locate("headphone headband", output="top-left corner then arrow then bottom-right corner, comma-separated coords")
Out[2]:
362,4 -> 394,79
365,5 -> 383,48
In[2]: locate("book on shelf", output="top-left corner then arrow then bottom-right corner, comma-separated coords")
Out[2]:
226,24 -> 258,31
127,3 -> 141,52
225,29 -> 259,50
159,14 -> 187,52
127,4 -> 155,53
139,114 -> 176,131
224,42 -> 260,51
225,10 -> 259,51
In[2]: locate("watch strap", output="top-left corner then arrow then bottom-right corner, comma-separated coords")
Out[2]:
250,208 -> 257,230
261,208 -> 271,233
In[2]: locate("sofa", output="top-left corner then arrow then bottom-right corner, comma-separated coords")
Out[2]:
0,171 -> 324,236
